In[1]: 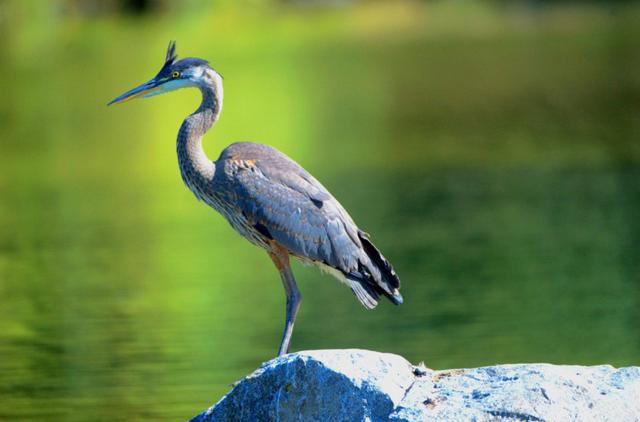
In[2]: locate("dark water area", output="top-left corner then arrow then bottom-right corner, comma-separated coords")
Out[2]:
0,2 -> 639,420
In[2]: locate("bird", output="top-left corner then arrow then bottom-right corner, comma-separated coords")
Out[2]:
108,41 -> 403,357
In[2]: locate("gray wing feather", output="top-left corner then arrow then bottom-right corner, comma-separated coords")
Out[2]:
233,162 -> 360,271
220,142 -> 361,271
251,156 -> 360,246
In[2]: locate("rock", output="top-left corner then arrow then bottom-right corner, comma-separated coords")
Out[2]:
190,349 -> 640,422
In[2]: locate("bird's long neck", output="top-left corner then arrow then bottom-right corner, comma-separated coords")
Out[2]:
177,69 -> 223,194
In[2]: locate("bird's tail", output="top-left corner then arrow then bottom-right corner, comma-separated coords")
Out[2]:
345,231 -> 403,309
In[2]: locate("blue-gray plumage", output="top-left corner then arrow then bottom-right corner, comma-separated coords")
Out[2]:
109,41 -> 403,357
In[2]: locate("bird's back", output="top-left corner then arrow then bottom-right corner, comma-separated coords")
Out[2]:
209,141 -> 402,309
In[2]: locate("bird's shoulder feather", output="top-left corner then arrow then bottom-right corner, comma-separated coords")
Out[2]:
219,142 -> 331,204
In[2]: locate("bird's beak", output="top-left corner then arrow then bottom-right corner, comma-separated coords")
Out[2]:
108,78 -> 164,106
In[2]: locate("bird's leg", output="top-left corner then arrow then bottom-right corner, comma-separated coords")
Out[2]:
268,248 -> 302,357
278,264 -> 301,357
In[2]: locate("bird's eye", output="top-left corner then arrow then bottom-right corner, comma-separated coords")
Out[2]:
171,71 -> 181,78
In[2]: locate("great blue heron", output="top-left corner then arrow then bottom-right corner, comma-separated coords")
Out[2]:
109,41 -> 403,357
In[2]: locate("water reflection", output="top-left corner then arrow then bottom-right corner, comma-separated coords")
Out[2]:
1,2 -> 639,420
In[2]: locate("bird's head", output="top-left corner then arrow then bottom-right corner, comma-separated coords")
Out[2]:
108,41 -> 221,106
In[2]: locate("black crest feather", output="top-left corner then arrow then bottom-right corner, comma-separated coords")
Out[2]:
165,40 -> 178,64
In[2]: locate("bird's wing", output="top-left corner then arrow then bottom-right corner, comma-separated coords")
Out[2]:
217,142 -> 402,308
228,157 -> 363,272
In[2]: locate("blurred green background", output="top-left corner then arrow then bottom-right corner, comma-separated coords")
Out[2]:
1,0 -> 639,420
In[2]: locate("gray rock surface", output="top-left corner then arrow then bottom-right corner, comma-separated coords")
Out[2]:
190,349 -> 640,422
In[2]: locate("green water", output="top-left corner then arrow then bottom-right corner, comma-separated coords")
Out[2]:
1,2 -> 639,420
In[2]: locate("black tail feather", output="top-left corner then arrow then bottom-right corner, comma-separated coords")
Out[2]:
359,231 -> 401,284
344,231 -> 403,307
